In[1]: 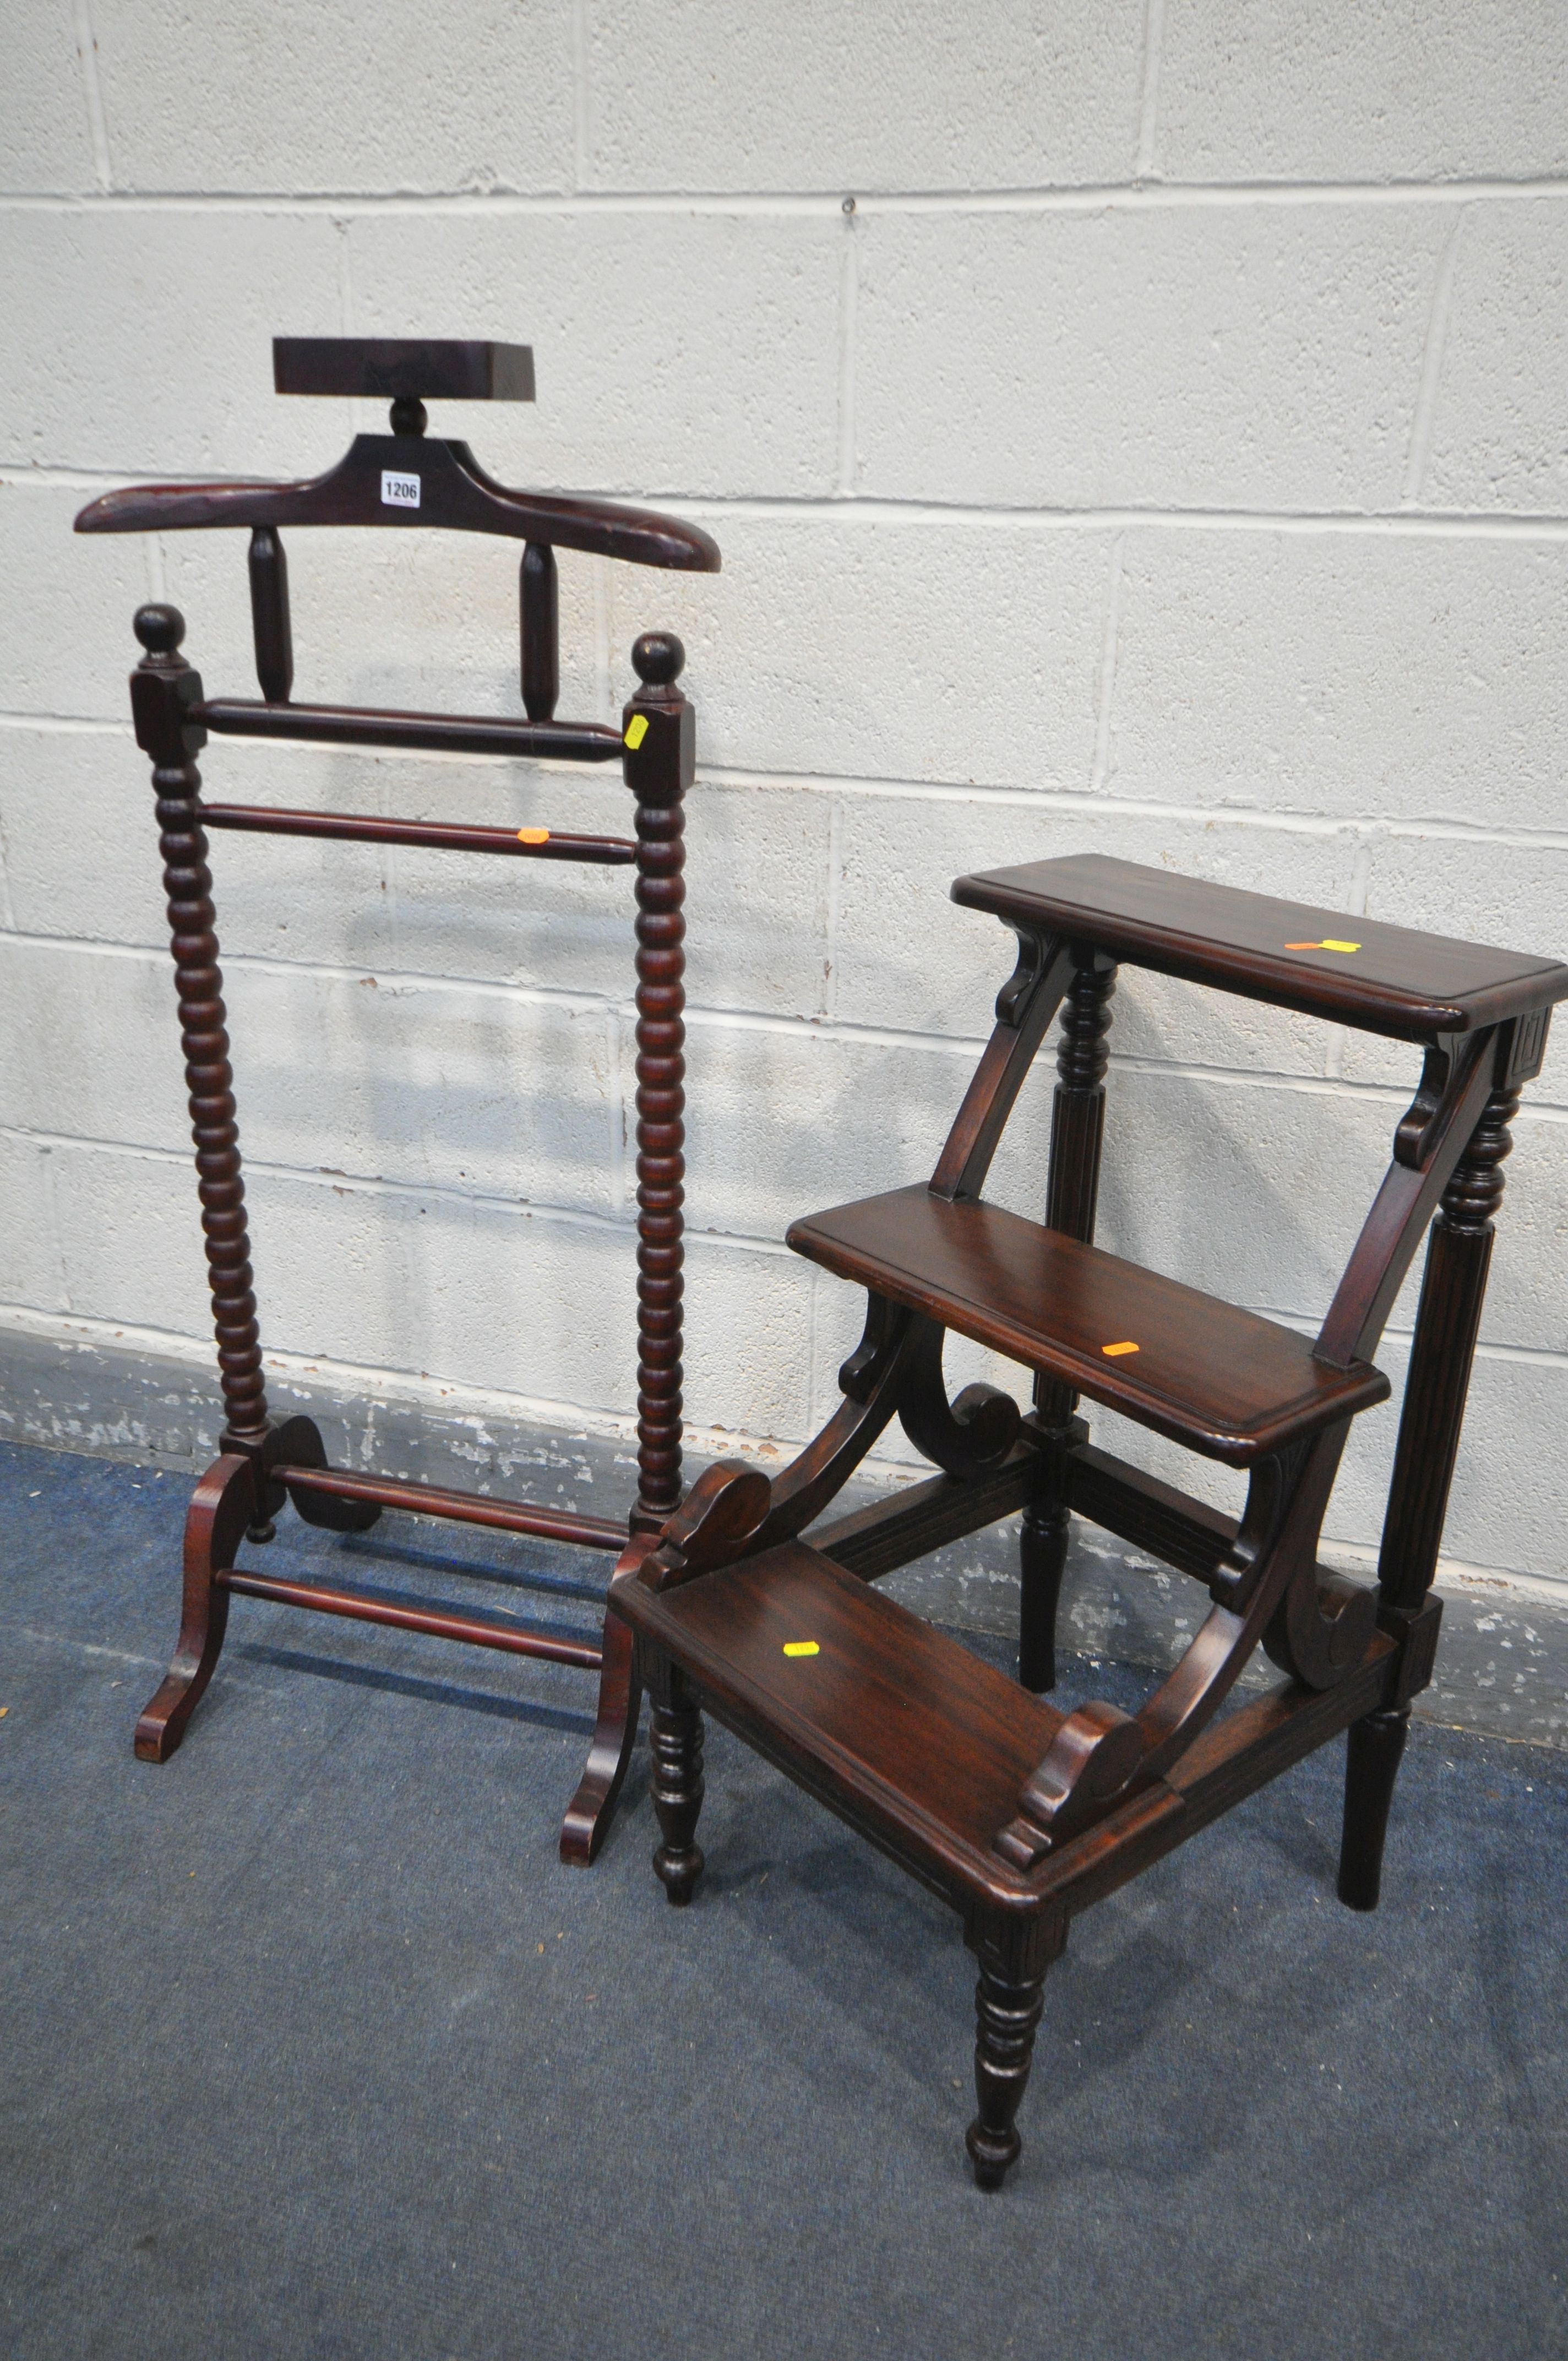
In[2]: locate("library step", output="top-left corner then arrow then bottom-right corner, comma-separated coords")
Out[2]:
953,852 -> 1568,1045
620,1540 -> 1065,1891
787,1185 -> 1389,1465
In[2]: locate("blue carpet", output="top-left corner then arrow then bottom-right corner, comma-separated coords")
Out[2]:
1,1435 -> 1564,2359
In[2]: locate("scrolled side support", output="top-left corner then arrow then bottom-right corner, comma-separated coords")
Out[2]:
561,1536 -> 654,1867
640,1460 -> 773,1593
1262,1566 -> 1378,1690
741,1293 -> 919,1558
897,1317 -> 1021,1481
995,1424 -> 1352,1866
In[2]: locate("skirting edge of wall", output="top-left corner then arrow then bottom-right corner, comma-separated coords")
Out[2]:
2,1305 -> 1563,1751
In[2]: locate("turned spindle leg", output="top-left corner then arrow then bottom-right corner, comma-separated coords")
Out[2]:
1338,1073 -> 1519,1910
965,1957 -> 1049,2191
648,1658 -> 705,1906
1023,955 -> 1116,1690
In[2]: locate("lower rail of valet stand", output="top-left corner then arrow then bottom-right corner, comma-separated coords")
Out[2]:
133,1445 -> 652,1868
273,1460 -> 628,1552
138,1437 -> 1053,1862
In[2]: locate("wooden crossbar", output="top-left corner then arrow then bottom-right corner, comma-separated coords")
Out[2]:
200,803 -> 635,864
218,1567 -> 603,1669
196,697 -> 623,764
274,1462 -> 627,1551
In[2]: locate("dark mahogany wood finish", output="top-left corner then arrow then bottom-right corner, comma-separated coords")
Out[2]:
273,336 -> 537,403
197,698 -> 623,764
74,438 -> 718,573
613,852 -> 1567,2186
79,340 -> 720,1864
199,802 -> 635,866
787,1188 -> 1389,1465
955,853 -> 1565,1043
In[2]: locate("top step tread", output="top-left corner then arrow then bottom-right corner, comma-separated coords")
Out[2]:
952,853 -> 1568,1043
787,1186 -> 1388,1465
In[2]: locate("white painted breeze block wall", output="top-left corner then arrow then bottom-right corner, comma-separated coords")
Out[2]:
3,2 -> 1568,1596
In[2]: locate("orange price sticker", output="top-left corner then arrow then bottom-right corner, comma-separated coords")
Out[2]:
1284,938 -> 1361,954
782,1641 -> 820,1658
516,827 -> 550,845
1101,1340 -> 1140,1358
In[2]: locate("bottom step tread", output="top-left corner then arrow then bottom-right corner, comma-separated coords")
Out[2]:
625,1541 -> 1064,1865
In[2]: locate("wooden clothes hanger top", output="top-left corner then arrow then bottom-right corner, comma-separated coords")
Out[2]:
74,336 -> 721,574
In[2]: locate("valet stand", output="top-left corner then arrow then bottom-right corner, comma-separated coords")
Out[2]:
74,338 -> 719,1863
611,853 -> 1568,2185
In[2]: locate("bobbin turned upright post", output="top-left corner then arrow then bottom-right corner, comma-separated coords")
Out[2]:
623,630 -> 692,1537
129,605 -> 274,1530
558,629 -> 693,1867
1339,1029 -> 1537,1910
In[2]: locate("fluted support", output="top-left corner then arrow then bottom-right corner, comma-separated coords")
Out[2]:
1376,1079 -> 1517,1618
624,632 -> 693,1534
1338,1071 -> 1519,1908
132,606 -> 270,1467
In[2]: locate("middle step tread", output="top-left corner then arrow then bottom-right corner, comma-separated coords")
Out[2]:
787,1186 -> 1387,1465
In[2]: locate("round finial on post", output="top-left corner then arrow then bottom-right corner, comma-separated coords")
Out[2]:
389,395 -> 428,437
134,603 -> 186,657
631,631 -> 685,692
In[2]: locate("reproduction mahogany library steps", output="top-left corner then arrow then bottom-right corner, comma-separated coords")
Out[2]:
614,850 -> 1568,2189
